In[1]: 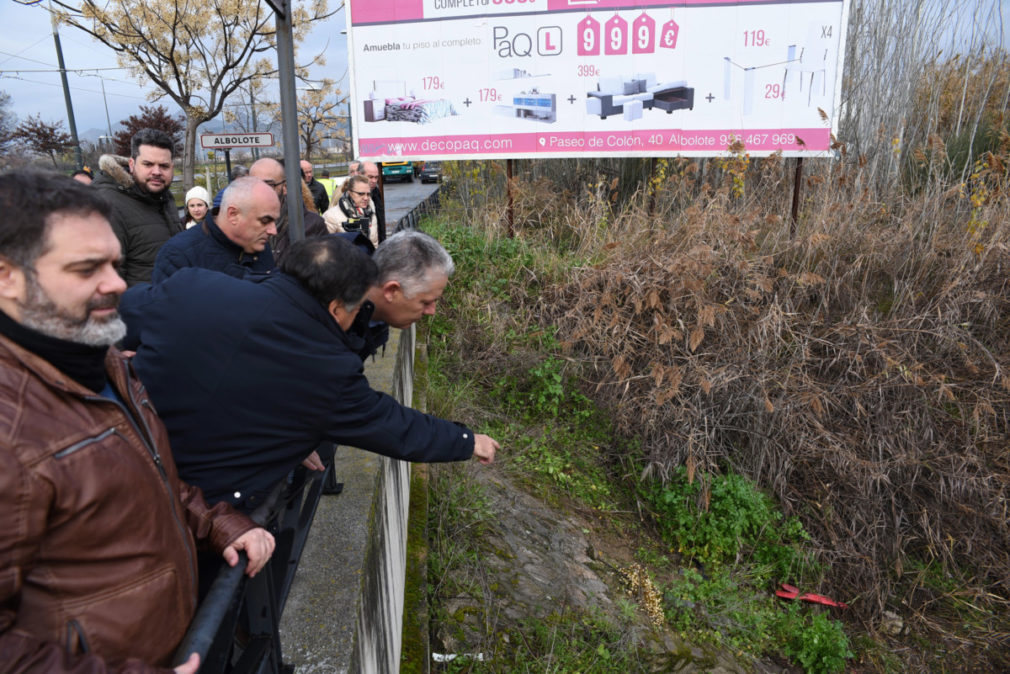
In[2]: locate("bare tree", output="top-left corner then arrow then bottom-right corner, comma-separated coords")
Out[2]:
295,80 -> 346,159
0,91 -> 16,156
12,115 -> 72,166
39,0 -> 335,188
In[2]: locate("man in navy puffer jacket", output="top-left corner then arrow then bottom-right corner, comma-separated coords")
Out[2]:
120,236 -> 498,512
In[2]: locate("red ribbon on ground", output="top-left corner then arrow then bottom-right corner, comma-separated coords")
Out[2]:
775,583 -> 848,609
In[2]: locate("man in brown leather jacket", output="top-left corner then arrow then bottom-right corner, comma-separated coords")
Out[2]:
0,171 -> 275,673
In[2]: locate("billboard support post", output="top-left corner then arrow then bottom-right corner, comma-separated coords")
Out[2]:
506,158 -> 514,238
648,157 -> 657,217
790,157 -> 804,236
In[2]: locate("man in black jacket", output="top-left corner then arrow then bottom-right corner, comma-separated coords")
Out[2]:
91,128 -> 182,286
301,160 -> 331,214
151,177 -> 279,283
120,236 -> 498,512
359,161 -> 387,242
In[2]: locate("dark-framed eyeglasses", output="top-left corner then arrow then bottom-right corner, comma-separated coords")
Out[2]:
350,190 -> 370,196
264,179 -> 286,189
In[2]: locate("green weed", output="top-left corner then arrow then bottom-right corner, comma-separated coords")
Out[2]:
775,604 -> 854,674
663,567 -> 852,674
438,608 -> 645,673
641,467 -> 815,585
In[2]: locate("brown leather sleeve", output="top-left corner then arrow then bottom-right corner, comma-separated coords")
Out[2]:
175,479 -> 258,554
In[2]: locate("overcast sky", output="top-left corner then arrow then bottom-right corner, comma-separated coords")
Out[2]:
0,1 -> 1006,139
0,1 -> 350,138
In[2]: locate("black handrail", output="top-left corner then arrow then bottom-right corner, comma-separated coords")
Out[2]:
172,445 -> 333,673
170,187 -> 440,673
394,185 -> 441,233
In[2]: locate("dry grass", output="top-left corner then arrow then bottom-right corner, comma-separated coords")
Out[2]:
436,134 -> 1010,666
432,20 -> 1010,663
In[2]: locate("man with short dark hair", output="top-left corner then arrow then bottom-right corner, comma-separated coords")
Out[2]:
151,176 -> 280,282
92,128 -> 183,286
0,171 -> 274,672
301,159 -> 330,214
120,236 -> 499,513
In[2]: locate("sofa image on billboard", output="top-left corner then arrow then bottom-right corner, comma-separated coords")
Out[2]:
587,73 -> 694,120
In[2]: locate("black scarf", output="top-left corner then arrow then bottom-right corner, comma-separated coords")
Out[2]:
0,310 -> 109,392
338,194 -> 374,220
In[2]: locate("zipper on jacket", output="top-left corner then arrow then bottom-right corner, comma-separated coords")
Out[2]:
84,361 -> 198,600
54,428 -> 119,459
121,365 -> 198,597
83,394 -> 167,481
65,619 -> 91,655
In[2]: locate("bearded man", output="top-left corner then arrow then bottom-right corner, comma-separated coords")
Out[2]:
92,128 -> 183,286
0,171 -> 274,673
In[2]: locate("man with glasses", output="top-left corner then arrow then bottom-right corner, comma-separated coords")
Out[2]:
249,157 -> 327,263
323,175 -> 379,248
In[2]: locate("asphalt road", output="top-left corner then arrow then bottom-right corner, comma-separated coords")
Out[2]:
380,177 -> 440,224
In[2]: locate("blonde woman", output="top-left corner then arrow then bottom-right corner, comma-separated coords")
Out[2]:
322,174 -> 378,247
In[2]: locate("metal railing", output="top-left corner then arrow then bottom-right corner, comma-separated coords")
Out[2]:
173,444 -> 334,674
172,186 -> 441,673
394,186 -> 442,232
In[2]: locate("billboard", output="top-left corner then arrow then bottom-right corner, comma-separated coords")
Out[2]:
346,0 -> 850,160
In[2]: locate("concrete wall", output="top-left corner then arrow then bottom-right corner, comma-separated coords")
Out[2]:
280,326 -> 416,673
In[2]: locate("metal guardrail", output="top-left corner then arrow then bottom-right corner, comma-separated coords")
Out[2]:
171,187 -> 439,673
394,185 -> 442,232
173,444 -> 334,674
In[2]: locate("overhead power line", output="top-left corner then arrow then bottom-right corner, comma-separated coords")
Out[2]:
0,74 -> 148,100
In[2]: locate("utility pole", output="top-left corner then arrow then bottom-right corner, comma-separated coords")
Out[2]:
100,78 -> 113,139
49,4 -> 83,170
